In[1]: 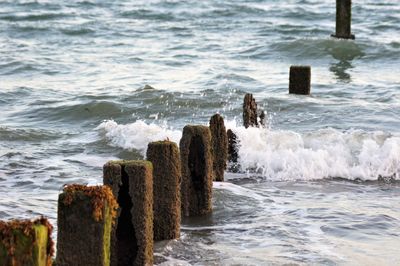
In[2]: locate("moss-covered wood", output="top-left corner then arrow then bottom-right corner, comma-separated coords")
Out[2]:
56,185 -> 118,266
147,141 -> 181,241
0,217 -> 54,266
209,114 -> 228,182
289,66 -> 311,95
103,160 -> 154,266
179,125 -> 213,217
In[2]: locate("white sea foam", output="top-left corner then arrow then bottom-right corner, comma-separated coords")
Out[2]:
95,120 -> 181,155
96,119 -> 400,181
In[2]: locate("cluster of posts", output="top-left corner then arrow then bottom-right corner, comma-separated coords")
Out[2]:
0,114 -> 230,266
0,1 -> 355,265
0,92 -> 267,266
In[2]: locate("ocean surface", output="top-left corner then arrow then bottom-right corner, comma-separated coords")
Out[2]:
1,0 -> 400,264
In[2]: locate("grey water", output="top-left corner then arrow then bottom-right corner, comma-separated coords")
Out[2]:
0,0 -> 400,264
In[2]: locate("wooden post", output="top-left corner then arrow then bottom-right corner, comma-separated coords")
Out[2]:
289,66 -> 311,95
103,160 -> 153,266
227,129 -> 238,164
179,125 -> 213,217
243,93 -> 258,128
209,114 -> 228,182
0,218 -> 54,266
146,141 -> 181,241
332,0 -> 355,39
56,185 -> 118,266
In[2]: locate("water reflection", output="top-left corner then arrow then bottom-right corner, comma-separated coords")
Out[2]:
330,59 -> 353,82
327,40 -> 364,82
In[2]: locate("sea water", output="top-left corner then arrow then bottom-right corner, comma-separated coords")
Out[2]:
0,0 -> 399,264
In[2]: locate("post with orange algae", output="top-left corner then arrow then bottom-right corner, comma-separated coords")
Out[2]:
209,114 -> 228,182
56,184 -> 118,266
332,0 -> 355,39
0,217 -> 54,266
103,160 -> 153,266
180,125 -> 213,217
147,141 -> 181,241
289,66 -> 311,95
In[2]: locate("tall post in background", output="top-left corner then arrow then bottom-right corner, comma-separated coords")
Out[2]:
332,0 -> 355,39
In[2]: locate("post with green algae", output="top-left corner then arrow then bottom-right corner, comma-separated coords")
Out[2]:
56,185 -> 118,266
147,141 -> 181,241
0,218 -> 54,266
209,114 -> 228,182
289,66 -> 311,95
103,160 -> 153,266
180,125 -> 213,217
332,0 -> 355,39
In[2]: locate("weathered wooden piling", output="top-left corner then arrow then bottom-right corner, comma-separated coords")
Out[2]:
332,0 -> 355,39
146,141 -> 181,241
180,125 -> 213,217
243,93 -> 258,128
0,218 -> 54,266
103,160 -> 153,266
56,184 -> 118,266
259,111 -> 266,127
209,114 -> 228,182
289,66 -> 311,95
227,129 -> 238,164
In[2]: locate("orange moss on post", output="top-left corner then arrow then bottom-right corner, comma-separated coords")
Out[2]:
103,160 -> 153,266
0,217 -> 54,266
56,185 -> 118,266
209,114 -> 228,182
61,184 -> 118,224
180,125 -> 213,217
147,141 -> 181,241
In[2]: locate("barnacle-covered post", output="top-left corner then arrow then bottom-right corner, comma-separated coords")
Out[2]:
332,0 -> 355,39
0,218 -> 54,266
289,66 -> 311,95
147,141 -> 181,241
209,114 -> 228,182
180,125 -> 213,216
243,93 -> 258,128
103,160 -> 153,266
56,184 -> 118,266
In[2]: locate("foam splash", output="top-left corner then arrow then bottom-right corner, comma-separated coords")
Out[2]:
96,119 -> 400,181
233,125 -> 400,181
95,120 -> 181,155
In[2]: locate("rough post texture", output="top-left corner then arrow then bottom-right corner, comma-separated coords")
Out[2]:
179,125 -> 213,217
259,111 -> 266,127
209,114 -> 228,182
103,160 -> 153,266
289,66 -> 311,95
243,93 -> 258,128
56,185 -> 117,266
227,129 -> 238,163
332,0 -> 354,39
146,141 -> 181,241
0,218 -> 53,266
